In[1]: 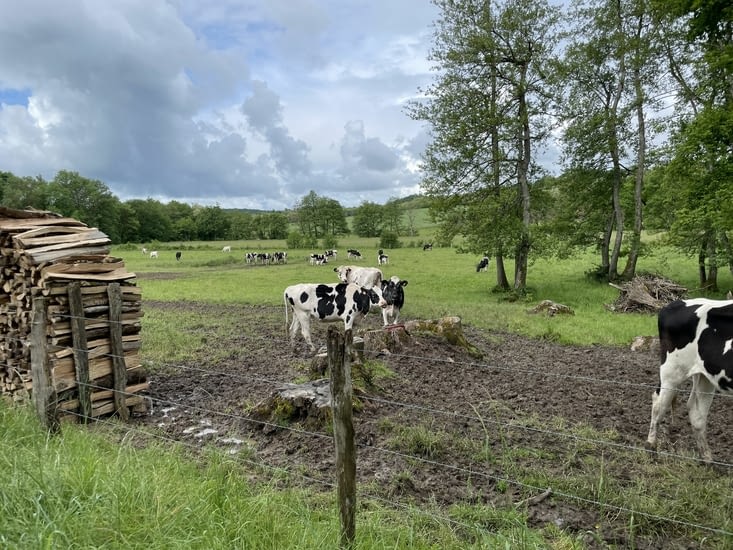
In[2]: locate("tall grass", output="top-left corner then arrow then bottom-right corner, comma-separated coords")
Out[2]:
0,402 -> 580,549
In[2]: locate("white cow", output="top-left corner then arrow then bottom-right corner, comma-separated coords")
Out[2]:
284,282 -> 381,351
333,265 -> 383,289
149,250 -> 158,259
222,245 -> 232,253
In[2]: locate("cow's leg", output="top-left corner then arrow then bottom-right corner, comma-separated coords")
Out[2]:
647,360 -> 687,451
294,312 -> 315,352
288,311 -> 301,346
688,374 -> 715,462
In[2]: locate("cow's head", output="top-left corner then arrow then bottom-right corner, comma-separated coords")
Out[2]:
380,276 -> 408,309
334,265 -> 351,283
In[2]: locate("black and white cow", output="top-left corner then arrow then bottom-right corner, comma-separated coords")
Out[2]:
309,253 -> 328,265
377,249 -> 389,265
476,256 -> 489,272
646,298 -> 733,462
284,282 -> 381,351
175,251 -> 182,261
347,249 -> 362,260
324,249 -> 338,258
379,276 -> 408,326
423,243 -> 433,251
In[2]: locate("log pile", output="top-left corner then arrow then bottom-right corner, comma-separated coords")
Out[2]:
0,206 -> 147,421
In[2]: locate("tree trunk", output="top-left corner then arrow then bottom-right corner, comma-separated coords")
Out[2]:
495,253 -> 509,290
622,59 -> 646,281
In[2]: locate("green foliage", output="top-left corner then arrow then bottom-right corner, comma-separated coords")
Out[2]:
352,201 -> 383,237
378,231 -> 401,249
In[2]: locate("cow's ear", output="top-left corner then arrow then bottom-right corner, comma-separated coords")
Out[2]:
333,267 -> 338,272
401,280 -> 408,287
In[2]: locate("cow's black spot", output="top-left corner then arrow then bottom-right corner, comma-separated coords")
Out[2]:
658,300 -> 701,358
314,284 -> 336,319
298,291 -> 310,305
698,303 -> 733,385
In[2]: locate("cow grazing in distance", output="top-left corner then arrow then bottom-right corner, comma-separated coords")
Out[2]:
347,249 -> 362,260
379,276 -> 408,326
333,265 -> 383,289
149,250 -> 158,259
284,282 -> 381,351
222,245 -> 232,253
378,249 -> 389,265
324,249 -> 337,258
646,298 -> 733,462
476,256 -> 489,272
309,253 -> 328,265
141,247 -> 148,255
175,251 -> 182,261
423,243 -> 433,251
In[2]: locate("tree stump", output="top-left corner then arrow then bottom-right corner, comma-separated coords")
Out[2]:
403,316 -> 483,358
363,325 -> 412,355
251,379 -> 333,432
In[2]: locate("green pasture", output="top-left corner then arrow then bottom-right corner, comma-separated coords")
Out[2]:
118,240 -> 733,347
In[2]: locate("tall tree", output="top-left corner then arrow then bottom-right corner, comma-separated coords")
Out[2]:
352,201 -> 383,238
294,191 -> 347,239
46,170 -> 124,241
557,0 -> 664,281
408,0 -> 560,291
648,0 -> 733,289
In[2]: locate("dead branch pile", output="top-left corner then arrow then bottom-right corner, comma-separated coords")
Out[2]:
607,274 -> 687,313
0,206 -> 147,420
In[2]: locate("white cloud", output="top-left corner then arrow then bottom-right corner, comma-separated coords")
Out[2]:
0,0 -> 438,209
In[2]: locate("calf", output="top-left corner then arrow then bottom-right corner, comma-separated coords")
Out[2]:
284,282 -> 381,351
423,243 -> 433,251
647,298 -> 733,462
222,245 -> 232,253
476,256 -> 489,272
149,250 -> 158,259
175,251 -> 182,261
324,249 -> 338,258
379,276 -> 408,326
377,249 -> 389,265
347,249 -> 362,260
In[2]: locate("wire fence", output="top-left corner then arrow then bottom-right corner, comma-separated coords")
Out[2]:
8,305 -> 733,544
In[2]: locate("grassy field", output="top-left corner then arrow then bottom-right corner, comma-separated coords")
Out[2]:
123,239 -> 732,351
2,238 -> 732,549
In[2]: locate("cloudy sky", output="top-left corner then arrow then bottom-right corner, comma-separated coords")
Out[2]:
0,0 -> 446,210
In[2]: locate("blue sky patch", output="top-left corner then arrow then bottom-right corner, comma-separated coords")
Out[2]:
0,88 -> 31,107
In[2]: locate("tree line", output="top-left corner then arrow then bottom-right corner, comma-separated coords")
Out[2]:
407,0 -> 732,292
0,171 -> 420,247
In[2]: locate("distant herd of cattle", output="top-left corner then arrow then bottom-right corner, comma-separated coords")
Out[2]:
139,244 -> 733,462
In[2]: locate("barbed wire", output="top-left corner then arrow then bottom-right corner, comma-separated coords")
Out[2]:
55,382 -> 733,539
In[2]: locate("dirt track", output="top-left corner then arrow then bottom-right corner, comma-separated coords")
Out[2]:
136,301 -> 733,549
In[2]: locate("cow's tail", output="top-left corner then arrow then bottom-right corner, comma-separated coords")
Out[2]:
283,291 -> 289,335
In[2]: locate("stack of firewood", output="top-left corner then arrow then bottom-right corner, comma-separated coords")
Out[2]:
0,206 -> 147,419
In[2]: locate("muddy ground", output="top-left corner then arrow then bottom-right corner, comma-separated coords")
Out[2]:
135,301 -> 733,549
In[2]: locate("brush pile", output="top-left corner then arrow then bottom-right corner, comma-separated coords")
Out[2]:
607,274 -> 687,313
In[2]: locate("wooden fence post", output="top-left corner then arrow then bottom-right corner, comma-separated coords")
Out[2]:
107,283 -> 129,421
68,282 -> 92,421
30,297 -> 59,433
328,326 -> 356,549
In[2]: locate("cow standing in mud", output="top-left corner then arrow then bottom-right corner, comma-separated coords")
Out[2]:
647,298 -> 733,462
284,282 -> 381,352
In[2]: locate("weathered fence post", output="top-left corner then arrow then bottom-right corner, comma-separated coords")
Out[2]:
68,282 -> 92,421
30,297 -> 59,433
328,326 -> 356,549
107,283 -> 129,421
